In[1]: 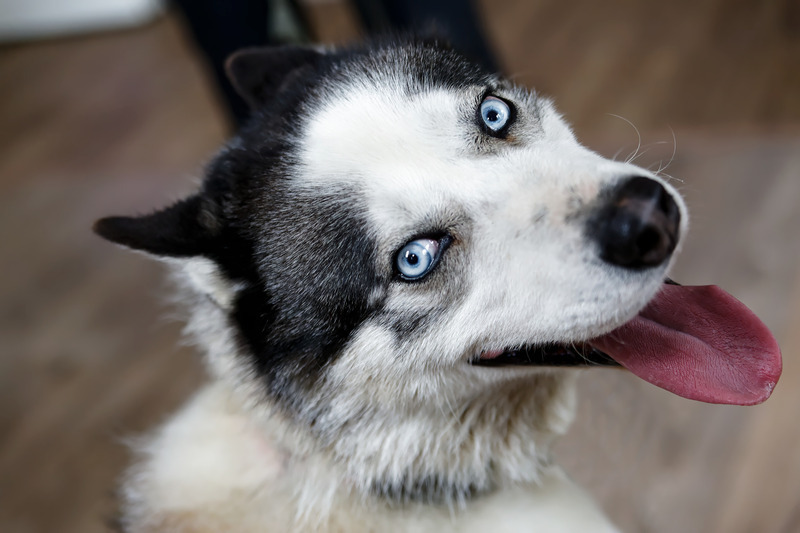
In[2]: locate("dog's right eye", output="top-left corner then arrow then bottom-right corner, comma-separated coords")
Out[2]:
395,237 -> 448,281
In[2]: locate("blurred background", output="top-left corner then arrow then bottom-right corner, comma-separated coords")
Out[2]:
0,0 -> 798,531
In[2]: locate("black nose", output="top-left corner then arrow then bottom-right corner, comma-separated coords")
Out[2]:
591,176 -> 681,269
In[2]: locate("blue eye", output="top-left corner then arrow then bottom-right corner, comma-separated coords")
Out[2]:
480,96 -> 511,133
396,238 -> 442,280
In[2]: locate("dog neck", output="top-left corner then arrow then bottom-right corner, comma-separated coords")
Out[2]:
241,371 -> 579,515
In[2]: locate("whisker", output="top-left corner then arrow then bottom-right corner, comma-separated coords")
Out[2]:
652,128 -> 682,182
627,145 -> 660,165
661,126 -> 678,174
606,113 -> 641,164
570,342 -> 593,365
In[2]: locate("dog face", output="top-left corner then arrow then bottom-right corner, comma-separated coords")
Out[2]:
96,39 -> 688,499
296,62 -> 687,409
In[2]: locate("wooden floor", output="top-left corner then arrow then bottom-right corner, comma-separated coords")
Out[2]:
1,1 -> 798,531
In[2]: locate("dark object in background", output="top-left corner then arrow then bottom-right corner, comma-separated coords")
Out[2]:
172,0 -> 498,126
172,0 -> 273,124
351,0 -> 498,73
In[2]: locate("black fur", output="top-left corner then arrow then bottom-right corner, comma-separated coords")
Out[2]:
372,472 -> 490,505
93,196 -> 212,257
235,185 -> 386,405
225,46 -> 324,110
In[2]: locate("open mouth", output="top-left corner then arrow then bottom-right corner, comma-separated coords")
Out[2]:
470,279 -> 783,406
471,343 -> 619,367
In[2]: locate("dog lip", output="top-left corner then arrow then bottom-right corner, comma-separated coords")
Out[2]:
470,343 -> 620,368
471,280 -> 681,369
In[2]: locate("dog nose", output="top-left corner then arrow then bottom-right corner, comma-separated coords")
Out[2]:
591,176 -> 681,269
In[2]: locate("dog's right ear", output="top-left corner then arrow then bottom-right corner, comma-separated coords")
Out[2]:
93,195 -> 216,258
225,46 -> 324,110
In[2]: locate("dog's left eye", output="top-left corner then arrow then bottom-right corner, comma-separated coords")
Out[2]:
396,238 -> 443,280
479,96 -> 512,134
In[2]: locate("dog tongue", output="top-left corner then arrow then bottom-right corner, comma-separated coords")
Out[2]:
589,284 -> 782,405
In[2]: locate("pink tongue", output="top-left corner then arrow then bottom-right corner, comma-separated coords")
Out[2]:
589,284 -> 782,405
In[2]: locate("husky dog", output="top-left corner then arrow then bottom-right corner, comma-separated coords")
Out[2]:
96,38 -> 782,532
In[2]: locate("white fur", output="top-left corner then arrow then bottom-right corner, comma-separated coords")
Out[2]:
122,382 -> 618,533
175,257 -> 245,310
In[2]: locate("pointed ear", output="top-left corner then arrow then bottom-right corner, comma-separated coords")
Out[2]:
224,46 -> 324,109
93,195 -> 216,257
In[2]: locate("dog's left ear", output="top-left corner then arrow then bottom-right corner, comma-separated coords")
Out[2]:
93,195 -> 217,257
225,46 -> 324,110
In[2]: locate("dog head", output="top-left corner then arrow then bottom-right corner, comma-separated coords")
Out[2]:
96,38 -> 779,502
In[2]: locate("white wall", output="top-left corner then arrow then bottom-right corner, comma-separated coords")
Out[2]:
0,0 -> 163,41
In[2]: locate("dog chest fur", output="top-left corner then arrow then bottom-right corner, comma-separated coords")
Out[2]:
120,382 -> 618,533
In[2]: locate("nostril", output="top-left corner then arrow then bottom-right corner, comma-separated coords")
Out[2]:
589,176 -> 681,269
